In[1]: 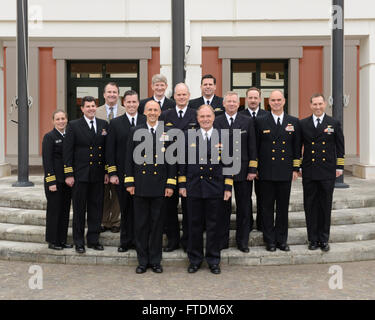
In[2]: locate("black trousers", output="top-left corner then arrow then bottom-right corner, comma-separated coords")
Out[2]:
259,180 -> 292,245
116,184 -> 134,247
72,181 -> 104,246
133,196 -> 164,266
44,182 -> 71,245
218,180 -> 253,249
252,178 -> 263,230
187,197 -> 221,266
164,192 -> 189,248
303,178 -> 335,244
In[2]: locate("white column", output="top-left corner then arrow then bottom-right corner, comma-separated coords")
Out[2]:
0,41 -> 11,177
160,22 -> 173,98
185,21 -> 202,99
353,26 -> 375,179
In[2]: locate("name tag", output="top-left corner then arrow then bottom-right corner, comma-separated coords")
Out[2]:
55,139 -> 62,144
263,130 -> 270,134
241,130 -> 247,134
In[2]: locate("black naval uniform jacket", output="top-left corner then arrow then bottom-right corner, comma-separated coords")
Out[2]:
63,117 -> 108,182
160,107 -> 198,132
241,107 -> 268,120
42,128 -> 66,186
138,96 -> 176,115
189,95 -> 225,116
300,114 -> 345,180
105,113 -> 147,180
255,113 -> 301,181
124,123 -> 177,197
178,129 -> 233,198
214,113 -> 258,181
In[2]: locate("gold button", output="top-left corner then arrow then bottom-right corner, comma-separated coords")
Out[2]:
90,154 -> 93,157
155,164 -> 158,167
98,162 -> 101,165
90,147 -> 93,150
142,171 -> 146,174
99,154 -> 102,157
144,155 -> 147,158
312,142 -> 315,145
99,146 -> 102,149
200,176 -> 203,179
143,163 -> 146,166
322,142 -> 326,145
272,149 -> 275,153
312,151 -> 315,154
201,158 -> 204,161
323,150 -> 326,153
281,158 -> 284,161
209,168 -> 213,171
154,172 -> 157,175
323,158 -> 326,161
282,141 -> 286,144
273,141 -> 276,144
48,173 -> 50,176
209,177 -> 212,180
90,162 -> 93,165
312,159 -> 315,162
155,155 -> 158,158
272,157 -> 275,160
200,167 -> 203,170
282,150 -> 285,153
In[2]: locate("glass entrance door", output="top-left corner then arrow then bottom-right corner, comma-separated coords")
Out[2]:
67,60 -> 139,120
231,60 -> 288,112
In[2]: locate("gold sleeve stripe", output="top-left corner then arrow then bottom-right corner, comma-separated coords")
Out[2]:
124,177 -> 134,183
107,166 -> 117,173
64,167 -> 73,173
178,176 -> 187,183
293,159 -> 301,167
225,178 -> 233,186
249,160 -> 258,168
45,175 -> 56,183
167,179 -> 177,185
105,165 -> 109,171
337,158 -> 345,165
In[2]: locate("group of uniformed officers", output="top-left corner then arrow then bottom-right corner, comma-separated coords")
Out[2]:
42,73 -> 345,274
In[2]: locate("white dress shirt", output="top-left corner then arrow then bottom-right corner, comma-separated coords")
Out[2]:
84,115 -> 97,133
105,104 -> 118,118
126,112 -> 138,126
176,105 -> 188,118
147,122 -> 159,133
203,95 -> 214,105
200,127 -> 214,140
154,96 -> 166,107
271,112 -> 284,125
225,112 -> 237,126
312,113 -> 325,127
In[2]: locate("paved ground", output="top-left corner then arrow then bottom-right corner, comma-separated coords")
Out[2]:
0,259 -> 374,300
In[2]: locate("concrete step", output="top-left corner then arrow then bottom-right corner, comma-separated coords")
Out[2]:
1,222 -> 375,247
1,206 -> 375,229
1,239 -> 375,267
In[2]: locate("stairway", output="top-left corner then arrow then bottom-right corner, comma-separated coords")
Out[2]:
1,174 -> 375,267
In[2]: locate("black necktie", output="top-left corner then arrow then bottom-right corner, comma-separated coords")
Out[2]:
62,133 -> 66,138
277,117 -> 281,127
229,117 -> 234,128
252,112 -> 256,120
179,110 -> 183,119
131,117 -> 135,127
206,100 -> 210,105
90,120 -> 95,135
316,118 -> 321,129
158,101 -> 162,108
151,128 -> 155,135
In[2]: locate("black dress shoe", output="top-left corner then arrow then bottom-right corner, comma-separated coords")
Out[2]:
308,242 -> 319,250
150,264 -> 163,273
163,245 -> 179,252
136,265 -> 147,274
100,226 -> 110,233
277,243 -> 290,252
187,263 -> 200,273
75,245 -> 85,254
266,244 -> 276,252
320,242 -> 330,252
118,246 -> 129,253
87,243 -> 104,251
48,243 -> 63,251
238,246 -> 250,253
111,226 -> 120,233
209,264 -> 221,275
60,243 -> 73,249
